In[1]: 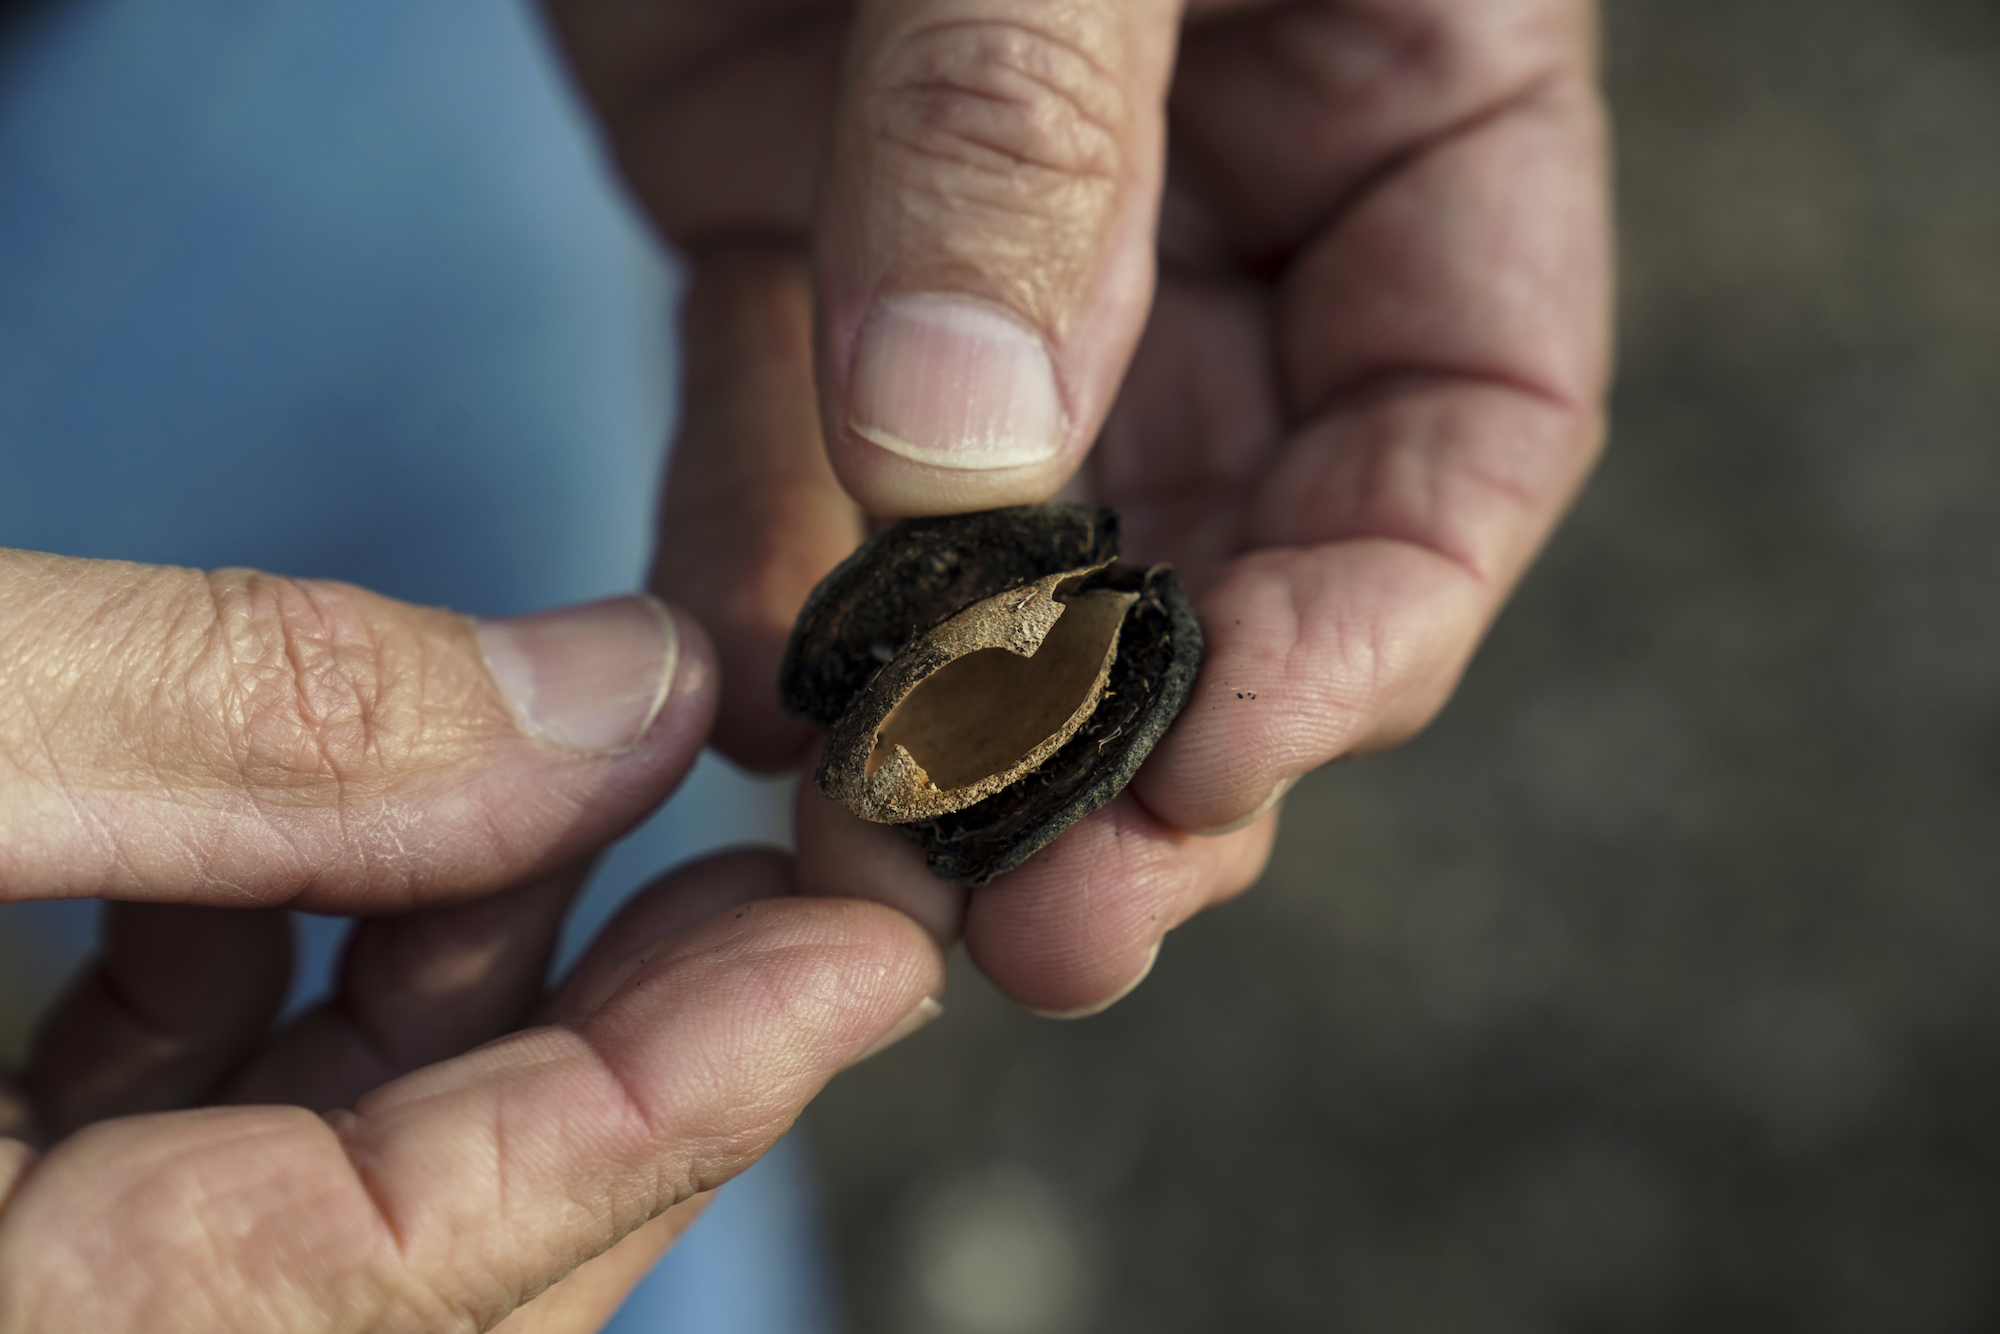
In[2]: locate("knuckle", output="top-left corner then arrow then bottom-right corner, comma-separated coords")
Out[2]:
866,19 -> 1127,220
197,571 -> 433,796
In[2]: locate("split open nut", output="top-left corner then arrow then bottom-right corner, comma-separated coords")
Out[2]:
780,505 -> 1202,885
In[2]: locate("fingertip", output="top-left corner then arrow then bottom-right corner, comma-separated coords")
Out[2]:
576,894 -> 949,1079
1124,630 -> 1309,835
848,296 -> 1066,472
526,601 -> 724,819
550,848 -> 799,1022
1136,765 -> 1299,839
1027,940 -> 1160,1021
962,798 -> 1175,1014
964,795 -> 1277,1015
811,1 -> 1179,522
467,595 -> 721,827
795,778 -> 967,948
474,596 -> 708,758
828,296 -> 1084,516
848,994 -> 945,1065
827,440 -> 1079,519
0,560 -> 728,910
553,848 -> 951,1056
1131,541 -> 1490,834
635,602 -> 720,760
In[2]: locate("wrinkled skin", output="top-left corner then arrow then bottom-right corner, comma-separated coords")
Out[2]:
0,565 -> 942,1332
561,0 -> 1611,1013
0,1 -> 1607,1329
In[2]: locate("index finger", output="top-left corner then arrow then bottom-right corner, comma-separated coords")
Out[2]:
1131,0 -> 1610,831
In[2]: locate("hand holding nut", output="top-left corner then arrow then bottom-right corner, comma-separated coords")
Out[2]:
546,0 -> 1615,1015
786,505 -> 1201,884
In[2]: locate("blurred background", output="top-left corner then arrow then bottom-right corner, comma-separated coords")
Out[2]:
809,0 -> 2000,1330
1,0 -> 1996,1331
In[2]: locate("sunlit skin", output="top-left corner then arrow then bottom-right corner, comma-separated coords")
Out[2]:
0,564 -> 944,1332
0,1 -> 1607,1328
607,0 -> 1611,1012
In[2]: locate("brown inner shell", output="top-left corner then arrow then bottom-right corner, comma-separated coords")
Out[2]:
867,587 -> 1133,790
821,567 -> 1138,824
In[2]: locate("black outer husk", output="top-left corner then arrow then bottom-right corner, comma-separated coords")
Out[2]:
903,562 -> 1201,885
779,504 -> 1119,728
779,505 -> 1203,886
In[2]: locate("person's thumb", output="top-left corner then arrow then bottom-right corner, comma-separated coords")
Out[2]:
0,550 -> 714,910
816,0 -> 1179,516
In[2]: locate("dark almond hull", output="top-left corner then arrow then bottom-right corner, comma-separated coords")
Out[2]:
899,562 -> 1201,885
780,505 -> 1203,886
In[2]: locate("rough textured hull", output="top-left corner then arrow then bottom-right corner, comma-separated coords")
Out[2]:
780,505 -> 1202,885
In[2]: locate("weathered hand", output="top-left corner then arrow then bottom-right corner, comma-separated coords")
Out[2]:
546,0 -> 1610,1014
0,553 -> 943,1331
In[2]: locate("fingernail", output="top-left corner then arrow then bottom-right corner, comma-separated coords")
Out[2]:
1192,776 -> 1298,837
848,296 -> 1064,470
476,595 -> 678,753
1029,941 -> 1161,1021
853,996 -> 945,1064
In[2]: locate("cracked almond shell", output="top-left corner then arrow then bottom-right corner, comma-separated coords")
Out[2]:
779,504 -> 1202,886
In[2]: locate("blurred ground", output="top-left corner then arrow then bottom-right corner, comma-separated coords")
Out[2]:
805,1 -> 2000,1330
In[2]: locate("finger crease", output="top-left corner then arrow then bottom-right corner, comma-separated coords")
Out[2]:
1313,65 -> 1573,249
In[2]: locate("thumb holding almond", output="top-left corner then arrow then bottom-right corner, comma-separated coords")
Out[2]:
813,0 -> 1180,517
0,548 -> 714,911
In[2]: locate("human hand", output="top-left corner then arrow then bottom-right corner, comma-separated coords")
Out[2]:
544,0 -> 1610,1014
0,552 -> 943,1331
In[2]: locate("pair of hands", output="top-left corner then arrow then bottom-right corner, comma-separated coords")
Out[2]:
0,0 -> 1608,1329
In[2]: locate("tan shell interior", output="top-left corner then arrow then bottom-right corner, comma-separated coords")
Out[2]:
866,587 -> 1134,795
